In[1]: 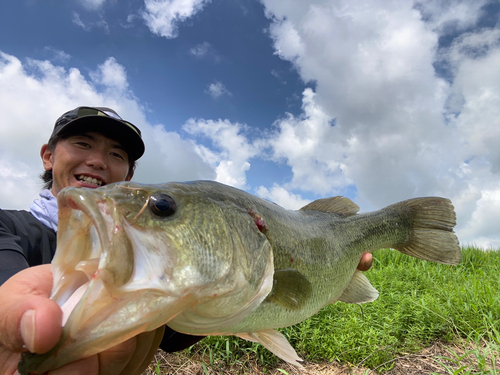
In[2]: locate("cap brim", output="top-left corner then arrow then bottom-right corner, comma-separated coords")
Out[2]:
55,116 -> 145,161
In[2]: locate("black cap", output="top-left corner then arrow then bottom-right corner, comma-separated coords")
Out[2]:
50,106 -> 145,161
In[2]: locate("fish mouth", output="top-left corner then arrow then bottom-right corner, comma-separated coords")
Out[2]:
19,185 -> 186,374
52,186 -> 134,326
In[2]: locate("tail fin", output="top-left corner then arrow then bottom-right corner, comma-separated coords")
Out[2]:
392,197 -> 461,265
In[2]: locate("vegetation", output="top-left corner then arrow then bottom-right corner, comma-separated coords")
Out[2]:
147,246 -> 500,374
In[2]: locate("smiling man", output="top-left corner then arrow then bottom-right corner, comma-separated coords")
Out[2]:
0,107 -> 203,375
1,106 -> 144,288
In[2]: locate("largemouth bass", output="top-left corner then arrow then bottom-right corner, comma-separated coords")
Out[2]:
19,180 -> 461,373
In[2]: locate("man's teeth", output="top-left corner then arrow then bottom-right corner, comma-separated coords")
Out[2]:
78,175 -> 103,186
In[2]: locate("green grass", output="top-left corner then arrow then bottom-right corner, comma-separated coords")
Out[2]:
183,246 -> 500,373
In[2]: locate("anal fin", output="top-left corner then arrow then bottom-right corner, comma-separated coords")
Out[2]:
337,270 -> 379,304
237,330 -> 303,368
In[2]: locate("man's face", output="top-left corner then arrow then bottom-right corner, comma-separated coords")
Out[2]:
41,132 -> 133,196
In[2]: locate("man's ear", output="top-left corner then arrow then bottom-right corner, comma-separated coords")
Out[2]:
40,144 -> 53,171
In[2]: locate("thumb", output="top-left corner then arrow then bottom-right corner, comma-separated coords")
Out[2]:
0,265 -> 63,354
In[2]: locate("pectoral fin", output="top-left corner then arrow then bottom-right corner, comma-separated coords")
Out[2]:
237,330 -> 303,368
337,270 -> 379,304
265,269 -> 312,310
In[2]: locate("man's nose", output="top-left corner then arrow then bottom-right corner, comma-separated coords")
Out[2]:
86,150 -> 107,169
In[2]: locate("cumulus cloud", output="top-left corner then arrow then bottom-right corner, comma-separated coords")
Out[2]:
259,0 -> 500,246
266,88 -> 351,196
449,33 -> 500,173
415,0 -> 490,35
2,0 -> 499,249
0,50 -> 215,210
205,81 -> 232,99
256,184 -> 311,210
183,118 -> 258,188
459,187 -> 500,249
133,125 -> 216,184
142,0 -> 211,38
90,57 -> 129,92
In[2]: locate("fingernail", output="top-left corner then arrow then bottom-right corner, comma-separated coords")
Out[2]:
21,309 -> 36,353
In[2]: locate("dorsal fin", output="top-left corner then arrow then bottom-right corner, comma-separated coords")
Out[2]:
300,196 -> 359,217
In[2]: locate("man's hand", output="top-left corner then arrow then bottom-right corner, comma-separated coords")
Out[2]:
0,265 -> 163,375
357,252 -> 373,271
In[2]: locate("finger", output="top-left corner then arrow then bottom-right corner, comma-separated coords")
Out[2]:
357,253 -> 373,272
0,350 -> 20,375
0,265 -> 62,354
97,336 -> 137,375
124,326 -> 166,375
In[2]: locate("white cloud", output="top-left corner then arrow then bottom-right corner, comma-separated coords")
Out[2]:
43,47 -> 71,63
0,156 -> 40,210
1,0 -> 499,249
260,0 -> 500,246
266,88 -> 351,196
142,0 -> 211,39
451,43 -> 500,173
190,42 -> 221,62
72,11 -> 109,33
0,51 -> 215,210
190,41 -> 211,57
270,18 -> 305,62
458,187 -> 500,249
183,118 -> 258,189
133,125 -> 216,184
205,81 -> 232,99
72,12 -> 89,30
256,184 -> 311,210
90,57 -> 129,92
415,0 -> 489,35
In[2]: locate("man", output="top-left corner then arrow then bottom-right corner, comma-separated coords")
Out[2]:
0,106 -> 373,375
0,106 -> 203,375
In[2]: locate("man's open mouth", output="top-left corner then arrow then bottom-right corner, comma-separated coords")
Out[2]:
76,175 -> 104,186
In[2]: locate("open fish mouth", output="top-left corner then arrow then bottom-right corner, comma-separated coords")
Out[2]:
52,186 -> 136,327
19,184 -> 189,374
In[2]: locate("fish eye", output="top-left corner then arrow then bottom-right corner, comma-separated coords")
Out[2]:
149,194 -> 177,217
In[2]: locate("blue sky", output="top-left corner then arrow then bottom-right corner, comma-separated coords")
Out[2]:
1,0 -> 499,248
1,0 -> 307,125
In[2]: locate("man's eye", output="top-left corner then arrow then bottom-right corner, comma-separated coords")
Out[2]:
111,152 -> 125,160
76,142 -> 91,148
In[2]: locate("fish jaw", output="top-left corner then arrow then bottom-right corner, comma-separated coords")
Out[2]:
19,186 -> 192,374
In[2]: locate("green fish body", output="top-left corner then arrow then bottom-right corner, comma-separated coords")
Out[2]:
19,180 -> 461,373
